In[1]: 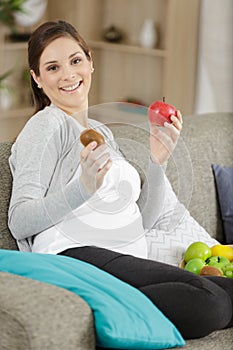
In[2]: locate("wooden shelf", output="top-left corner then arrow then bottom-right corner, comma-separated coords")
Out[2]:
63,0 -> 201,114
0,0 -> 201,141
0,107 -> 34,120
88,40 -> 167,58
0,41 -> 28,51
0,108 -> 32,142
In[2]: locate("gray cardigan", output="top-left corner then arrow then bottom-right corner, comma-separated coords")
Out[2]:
8,105 -> 166,251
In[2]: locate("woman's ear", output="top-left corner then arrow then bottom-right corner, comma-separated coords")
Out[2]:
90,58 -> 94,73
30,69 -> 41,88
88,51 -> 94,69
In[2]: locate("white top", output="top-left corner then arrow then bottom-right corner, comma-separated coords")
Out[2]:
32,123 -> 147,259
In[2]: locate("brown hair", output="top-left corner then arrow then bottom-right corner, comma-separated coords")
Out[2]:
28,20 -> 91,112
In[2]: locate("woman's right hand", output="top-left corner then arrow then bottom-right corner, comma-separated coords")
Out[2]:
79,141 -> 112,195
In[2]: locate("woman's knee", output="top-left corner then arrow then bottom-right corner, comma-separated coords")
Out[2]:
140,279 -> 232,339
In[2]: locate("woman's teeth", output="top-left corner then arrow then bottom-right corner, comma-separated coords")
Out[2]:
61,81 -> 81,91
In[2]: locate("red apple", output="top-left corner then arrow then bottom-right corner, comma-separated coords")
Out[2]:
148,98 -> 177,126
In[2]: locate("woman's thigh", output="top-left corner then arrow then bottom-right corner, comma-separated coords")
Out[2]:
59,246 -> 220,287
59,246 -> 188,286
59,246 -> 232,338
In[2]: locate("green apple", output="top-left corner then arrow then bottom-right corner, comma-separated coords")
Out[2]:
225,270 -> 233,279
206,256 -> 230,270
184,242 -> 211,263
184,258 -> 206,275
222,262 -> 233,278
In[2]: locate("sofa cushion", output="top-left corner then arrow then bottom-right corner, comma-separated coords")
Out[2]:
0,249 -> 185,349
0,142 -> 18,250
212,164 -> 233,244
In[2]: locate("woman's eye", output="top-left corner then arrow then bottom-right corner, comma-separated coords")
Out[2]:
72,58 -> 81,65
47,65 -> 57,71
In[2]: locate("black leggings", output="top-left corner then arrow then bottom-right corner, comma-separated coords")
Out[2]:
59,246 -> 233,340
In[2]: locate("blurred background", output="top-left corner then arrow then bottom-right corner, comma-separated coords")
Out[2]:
0,0 -> 232,141
195,0 -> 233,114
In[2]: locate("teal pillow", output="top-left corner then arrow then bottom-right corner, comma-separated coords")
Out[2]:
0,250 -> 185,349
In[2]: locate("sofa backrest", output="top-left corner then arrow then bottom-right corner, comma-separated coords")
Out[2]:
108,112 -> 233,243
0,142 -> 18,250
167,112 -> 233,242
0,112 -> 232,250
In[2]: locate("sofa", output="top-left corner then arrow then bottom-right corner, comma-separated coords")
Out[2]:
0,112 -> 232,350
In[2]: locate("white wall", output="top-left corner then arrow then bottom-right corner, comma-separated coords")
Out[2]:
195,0 -> 233,114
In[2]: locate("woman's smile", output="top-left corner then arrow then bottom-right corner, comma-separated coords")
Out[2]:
60,80 -> 83,93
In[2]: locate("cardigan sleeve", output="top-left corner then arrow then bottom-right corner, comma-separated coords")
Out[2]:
8,110 -> 91,241
136,159 -> 166,230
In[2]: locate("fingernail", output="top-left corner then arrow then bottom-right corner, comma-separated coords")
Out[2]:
90,141 -> 97,148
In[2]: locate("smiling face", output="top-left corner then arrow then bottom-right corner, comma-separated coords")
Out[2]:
31,36 -> 93,116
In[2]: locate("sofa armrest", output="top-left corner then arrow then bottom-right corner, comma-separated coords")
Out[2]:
0,272 -> 95,350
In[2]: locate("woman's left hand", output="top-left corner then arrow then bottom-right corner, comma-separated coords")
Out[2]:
149,110 -> 183,165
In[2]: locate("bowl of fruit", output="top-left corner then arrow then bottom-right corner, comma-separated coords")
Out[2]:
180,242 -> 233,278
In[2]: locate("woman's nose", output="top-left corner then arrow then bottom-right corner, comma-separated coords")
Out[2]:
62,66 -> 76,80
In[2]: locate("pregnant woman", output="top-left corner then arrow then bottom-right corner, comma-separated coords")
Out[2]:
8,20 -> 233,339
